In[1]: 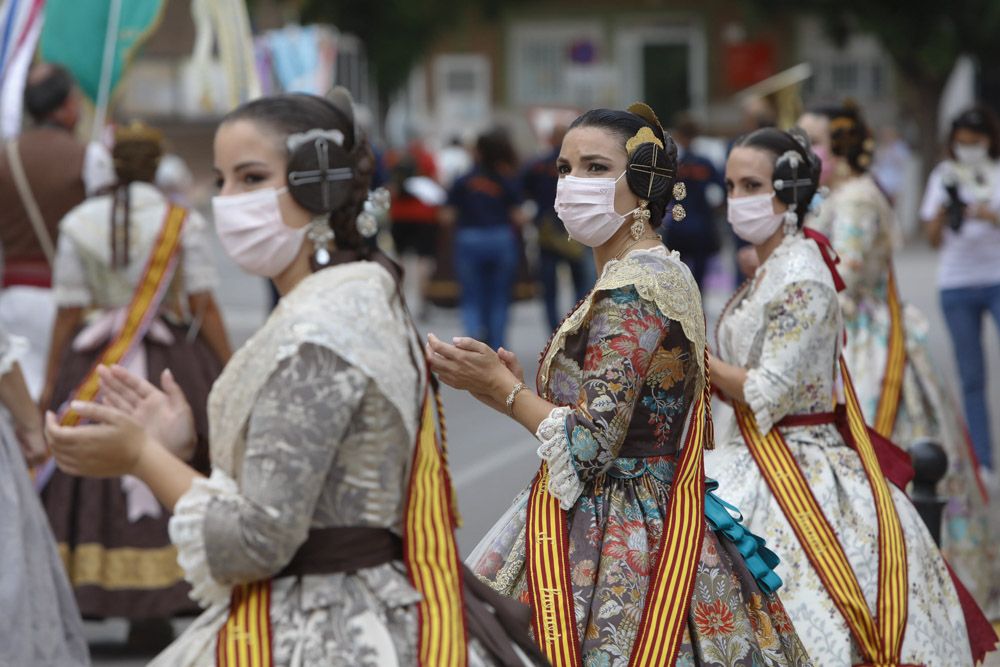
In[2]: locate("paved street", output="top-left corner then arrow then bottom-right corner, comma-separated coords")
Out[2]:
87,236 -> 1000,664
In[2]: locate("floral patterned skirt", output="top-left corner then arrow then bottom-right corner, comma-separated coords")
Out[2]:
468,456 -> 813,667
706,423 -> 973,667
844,297 -> 999,617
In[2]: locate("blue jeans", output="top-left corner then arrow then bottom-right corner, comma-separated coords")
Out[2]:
940,283 -> 1000,469
539,249 -> 596,331
454,226 -> 519,350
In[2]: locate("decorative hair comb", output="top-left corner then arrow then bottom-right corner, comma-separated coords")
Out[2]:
286,128 -> 346,152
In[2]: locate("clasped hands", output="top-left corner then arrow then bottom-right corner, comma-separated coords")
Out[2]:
425,334 -> 524,413
44,365 -> 196,478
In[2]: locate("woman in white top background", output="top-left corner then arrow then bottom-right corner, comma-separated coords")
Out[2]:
920,105 -> 1000,481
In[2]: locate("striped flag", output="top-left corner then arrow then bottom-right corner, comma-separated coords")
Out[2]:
0,0 -> 45,137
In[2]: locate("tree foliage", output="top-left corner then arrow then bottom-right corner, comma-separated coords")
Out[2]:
773,0 -> 1000,88
296,0 -> 505,104
744,0 -> 1000,164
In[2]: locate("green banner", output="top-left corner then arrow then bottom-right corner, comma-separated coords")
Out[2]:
39,0 -> 166,102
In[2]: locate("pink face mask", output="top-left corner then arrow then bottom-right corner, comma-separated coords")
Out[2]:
727,192 -> 783,244
812,144 -> 835,185
212,186 -> 307,278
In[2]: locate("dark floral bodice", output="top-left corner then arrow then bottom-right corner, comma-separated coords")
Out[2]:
541,285 -> 699,471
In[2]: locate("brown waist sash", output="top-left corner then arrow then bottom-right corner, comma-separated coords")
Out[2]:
277,527 -> 402,577
217,526 -> 544,667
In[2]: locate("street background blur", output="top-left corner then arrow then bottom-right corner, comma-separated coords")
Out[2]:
4,0 -> 999,662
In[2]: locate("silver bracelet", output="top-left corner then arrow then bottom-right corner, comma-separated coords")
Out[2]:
505,382 -> 528,417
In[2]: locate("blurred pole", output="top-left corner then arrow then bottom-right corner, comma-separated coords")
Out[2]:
92,0 -> 122,142
909,438 -> 948,547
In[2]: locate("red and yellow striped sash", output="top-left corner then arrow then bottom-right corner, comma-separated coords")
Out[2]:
873,268 -> 905,438
734,358 -> 908,664
60,204 -> 187,425
527,351 -> 712,666
628,391 -> 708,665
403,384 -> 468,666
215,381 -> 468,666
217,581 -> 272,666
526,463 -> 582,667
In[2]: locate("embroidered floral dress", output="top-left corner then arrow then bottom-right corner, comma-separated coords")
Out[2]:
705,233 -> 972,666
469,246 -> 812,667
808,174 -> 999,616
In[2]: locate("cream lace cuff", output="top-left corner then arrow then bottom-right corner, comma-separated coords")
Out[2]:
0,334 -> 28,377
169,468 -> 238,608
743,370 -> 776,436
535,406 -> 584,510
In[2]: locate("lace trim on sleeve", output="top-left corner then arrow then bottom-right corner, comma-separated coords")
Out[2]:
743,369 -> 777,436
0,334 -> 28,377
168,468 -> 238,608
535,406 -> 583,510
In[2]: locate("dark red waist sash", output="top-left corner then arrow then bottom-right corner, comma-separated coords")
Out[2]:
2,259 -> 51,288
775,406 -> 914,490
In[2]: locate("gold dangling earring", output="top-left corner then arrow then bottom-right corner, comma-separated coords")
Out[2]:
631,199 -> 650,240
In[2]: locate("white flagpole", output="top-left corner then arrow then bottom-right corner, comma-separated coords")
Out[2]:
92,0 -> 122,142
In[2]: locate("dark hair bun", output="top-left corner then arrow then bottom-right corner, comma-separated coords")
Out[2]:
286,133 -> 355,214
569,106 -> 678,227
735,126 -> 821,226
625,140 -> 675,203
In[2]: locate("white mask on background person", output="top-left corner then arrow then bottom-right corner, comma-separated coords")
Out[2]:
555,172 -> 643,247
727,192 -> 784,244
212,186 -> 307,277
954,143 -> 989,166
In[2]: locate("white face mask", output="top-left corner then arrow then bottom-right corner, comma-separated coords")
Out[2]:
727,192 -> 784,244
954,143 -> 989,166
554,172 -> 643,247
212,186 -> 307,278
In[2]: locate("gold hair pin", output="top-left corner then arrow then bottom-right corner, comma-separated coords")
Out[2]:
626,126 -> 664,156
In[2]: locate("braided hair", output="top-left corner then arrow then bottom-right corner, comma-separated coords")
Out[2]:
569,107 -> 679,227
220,93 -> 376,257
109,122 -> 164,268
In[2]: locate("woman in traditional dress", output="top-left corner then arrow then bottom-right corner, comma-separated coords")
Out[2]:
0,323 -> 89,666
45,90 -> 543,666
705,126 -> 988,666
427,104 -> 811,667
40,122 -> 230,644
799,103 -> 999,618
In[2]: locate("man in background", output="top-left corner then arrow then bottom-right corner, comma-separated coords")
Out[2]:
522,124 -> 594,331
661,116 -> 725,290
0,62 -> 113,399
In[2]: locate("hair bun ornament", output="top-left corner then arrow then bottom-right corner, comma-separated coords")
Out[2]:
672,182 -> 687,202
287,129 -> 355,215
672,203 -> 686,222
627,102 -> 664,133
356,187 -> 390,239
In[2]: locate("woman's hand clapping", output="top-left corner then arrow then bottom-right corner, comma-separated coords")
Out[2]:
97,366 -> 197,461
426,334 -> 519,413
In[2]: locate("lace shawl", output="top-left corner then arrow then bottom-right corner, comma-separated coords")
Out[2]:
538,246 -> 706,394
207,262 -> 422,480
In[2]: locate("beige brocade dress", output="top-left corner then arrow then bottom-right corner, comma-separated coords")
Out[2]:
150,263 -> 505,666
